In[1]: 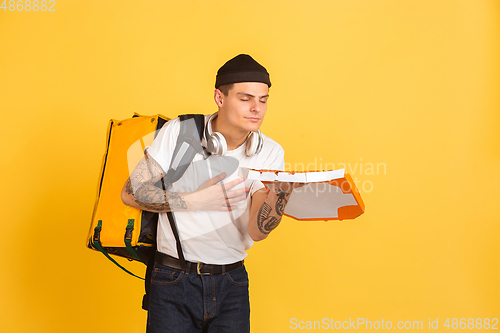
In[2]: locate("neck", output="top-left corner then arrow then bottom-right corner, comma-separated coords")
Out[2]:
212,115 -> 249,151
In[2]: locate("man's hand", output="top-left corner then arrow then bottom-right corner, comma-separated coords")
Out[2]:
183,172 -> 249,211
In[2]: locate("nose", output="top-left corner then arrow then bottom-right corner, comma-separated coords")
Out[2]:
251,99 -> 260,112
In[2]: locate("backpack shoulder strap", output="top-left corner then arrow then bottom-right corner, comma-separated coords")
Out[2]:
162,114 -> 206,266
163,114 -> 207,184
143,113 -> 206,310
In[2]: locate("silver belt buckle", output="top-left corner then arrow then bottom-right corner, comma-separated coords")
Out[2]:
197,263 -> 210,275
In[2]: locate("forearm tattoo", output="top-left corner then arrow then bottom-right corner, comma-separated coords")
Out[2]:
125,154 -> 187,212
134,178 -> 187,212
257,202 -> 280,234
275,192 -> 287,216
257,190 -> 291,235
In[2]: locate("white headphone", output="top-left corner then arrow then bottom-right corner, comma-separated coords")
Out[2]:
205,112 -> 263,156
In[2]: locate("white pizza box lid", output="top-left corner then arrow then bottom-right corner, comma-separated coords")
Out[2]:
239,168 -> 365,221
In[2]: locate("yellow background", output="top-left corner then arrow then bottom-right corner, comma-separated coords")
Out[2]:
1,0 -> 499,332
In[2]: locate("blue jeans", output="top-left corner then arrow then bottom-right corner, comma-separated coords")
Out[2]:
146,262 -> 250,333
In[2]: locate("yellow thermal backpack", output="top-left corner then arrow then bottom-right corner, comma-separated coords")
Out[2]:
87,113 -> 206,282
87,113 -> 170,278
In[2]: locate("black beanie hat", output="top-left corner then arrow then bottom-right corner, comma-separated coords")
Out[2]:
215,54 -> 271,89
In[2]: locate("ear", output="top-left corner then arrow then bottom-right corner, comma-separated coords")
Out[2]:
214,89 -> 224,108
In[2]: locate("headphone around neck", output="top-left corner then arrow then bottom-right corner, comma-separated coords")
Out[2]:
204,112 -> 263,157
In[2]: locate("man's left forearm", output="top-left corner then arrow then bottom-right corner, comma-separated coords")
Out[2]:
248,184 -> 293,241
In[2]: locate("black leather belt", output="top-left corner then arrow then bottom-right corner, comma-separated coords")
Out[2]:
155,251 -> 243,275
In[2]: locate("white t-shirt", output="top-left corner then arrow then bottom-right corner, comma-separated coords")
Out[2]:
146,115 -> 285,264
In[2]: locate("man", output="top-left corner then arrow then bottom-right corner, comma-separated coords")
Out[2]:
121,54 -> 298,332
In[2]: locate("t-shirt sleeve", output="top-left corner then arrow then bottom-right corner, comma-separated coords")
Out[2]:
144,117 -> 181,173
250,141 -> 285,196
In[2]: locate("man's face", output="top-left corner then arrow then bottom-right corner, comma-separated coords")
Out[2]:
217,82 -> 269,134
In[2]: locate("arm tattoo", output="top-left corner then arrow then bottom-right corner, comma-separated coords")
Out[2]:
124,178 -> 134,195
257,202 -> 280,234
125,154 -> 187,212
275,192 -> 288,216
135,191 -> 187,212
256,189 -> 292,235
133,178 -> 187,212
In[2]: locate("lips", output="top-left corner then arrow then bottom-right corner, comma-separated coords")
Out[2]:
246,117 -> 260,122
